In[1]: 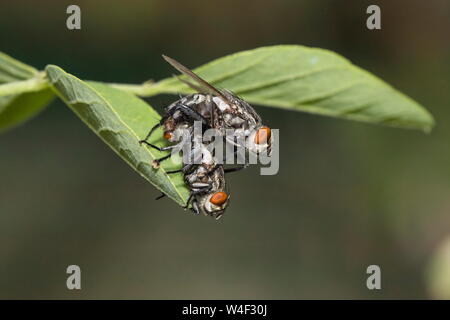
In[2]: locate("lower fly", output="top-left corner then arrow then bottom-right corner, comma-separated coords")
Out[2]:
176,150 -> 230,219
140,109 -> 232,219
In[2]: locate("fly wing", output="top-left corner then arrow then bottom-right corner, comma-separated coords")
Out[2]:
162,55 -> 230,103
175,75 -> 205,94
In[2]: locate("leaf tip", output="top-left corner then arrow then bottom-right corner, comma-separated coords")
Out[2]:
423,121 -> 435,134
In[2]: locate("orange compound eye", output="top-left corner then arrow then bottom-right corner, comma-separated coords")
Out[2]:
254,126 -> 271,145
210,192 -> 228,206
163,131 -> 172,140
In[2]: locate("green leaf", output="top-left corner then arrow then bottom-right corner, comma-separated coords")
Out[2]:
154,45 -> 434,132
45,65 -> 189,206
0,89 -> 54,132
0,52 -> 54,133
0,52 -> 37,82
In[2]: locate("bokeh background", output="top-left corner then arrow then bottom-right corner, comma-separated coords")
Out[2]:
1,0 -> 449,299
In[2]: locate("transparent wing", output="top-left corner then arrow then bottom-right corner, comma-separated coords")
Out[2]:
162,55 -> 229,102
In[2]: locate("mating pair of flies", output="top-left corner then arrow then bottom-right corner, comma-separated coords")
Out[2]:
139,55 -> 272,220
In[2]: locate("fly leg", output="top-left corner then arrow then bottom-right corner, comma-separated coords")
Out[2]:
152,153 -> 172,169
183,193 -> 195,210
205,164 -> 248,176
191,201 -> 200,215
139,121 -> 163,145
141,141 -> 178,152
170,103 -> 209,125
140,103 -> 209,152
155,193 -> 166,200
166,168 -> 183,174
150,139 -> 195,169
224,164 -> 249,174
166,164 -> 196,175
139,101 -> 205,146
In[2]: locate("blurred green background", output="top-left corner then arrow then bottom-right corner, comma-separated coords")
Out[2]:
1,0 -> 449,299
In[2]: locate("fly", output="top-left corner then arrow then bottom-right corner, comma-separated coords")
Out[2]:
161,55 -> 273,157
138,55 -> 272,219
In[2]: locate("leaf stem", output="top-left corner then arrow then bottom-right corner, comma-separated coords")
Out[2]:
0,72 -> 49,97
107,81 -> 166,97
